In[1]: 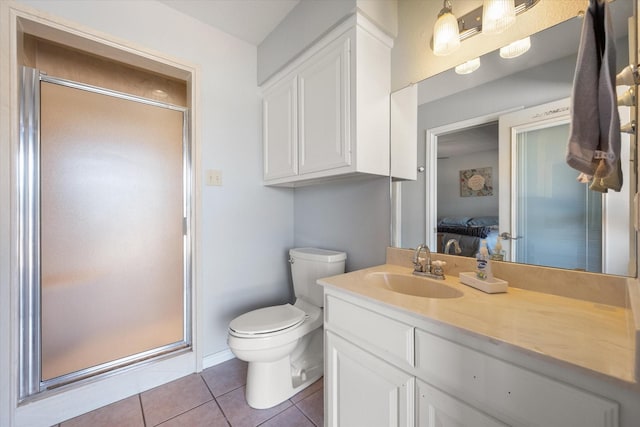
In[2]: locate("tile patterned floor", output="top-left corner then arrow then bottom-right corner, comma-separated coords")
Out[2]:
56,358 -> 324,427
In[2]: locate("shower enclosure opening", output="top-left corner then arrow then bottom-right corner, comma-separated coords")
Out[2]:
19,63 -> 192,398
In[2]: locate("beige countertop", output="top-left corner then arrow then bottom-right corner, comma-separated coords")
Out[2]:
319,263 -> 637,387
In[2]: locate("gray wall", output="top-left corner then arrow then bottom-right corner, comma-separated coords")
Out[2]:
258,0 -> 355,85
438,150 -> 499,218
257,0 -> 398,85
294,176 -> 390,272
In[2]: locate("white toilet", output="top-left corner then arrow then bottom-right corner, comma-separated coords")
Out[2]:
227,247 -> 346,409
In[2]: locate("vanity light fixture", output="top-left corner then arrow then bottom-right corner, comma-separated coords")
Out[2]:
433,0 -> 461,56
455,57 -> 481,75
499,36 -> 531,58
482,0 -> 516,34
430,0 -> 539,56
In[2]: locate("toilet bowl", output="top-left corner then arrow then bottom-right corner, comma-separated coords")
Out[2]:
227,248 -> 346,409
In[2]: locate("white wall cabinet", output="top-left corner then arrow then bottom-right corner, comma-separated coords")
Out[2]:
261,13 -> 392,186
297,36 -> 350,175
324,289 -> 619,427
263,75 -> 297,180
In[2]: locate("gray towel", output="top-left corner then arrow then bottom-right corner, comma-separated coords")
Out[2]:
590,159 -> 623,193
566,0 -> 620,181
594,0 -> 620,180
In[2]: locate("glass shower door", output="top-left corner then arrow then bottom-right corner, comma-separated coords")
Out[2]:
20,67 -> 191,395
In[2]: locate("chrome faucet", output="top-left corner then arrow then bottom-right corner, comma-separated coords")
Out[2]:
413,244 -> 445,279
444,239 -> 462,255
413,244 -> 446,279
413,244 -> 431,274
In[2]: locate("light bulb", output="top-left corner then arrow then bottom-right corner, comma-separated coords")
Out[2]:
482,0 -> 516,34
455,57 -> 481,75
499,37 -> 531,59
433,1 -> 460,56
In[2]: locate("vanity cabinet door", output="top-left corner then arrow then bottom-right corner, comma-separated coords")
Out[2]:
325,331 -> 414,427
263,75 -> 298,180
298,35 -> 351,175
417,379 -> 508,427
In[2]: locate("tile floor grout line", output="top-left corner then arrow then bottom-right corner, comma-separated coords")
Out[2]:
293,389 -> 322,427
255,402 -> 296,427
137,393 -> 148,427
212,382 -> 246,399
145,375 -> 217,427
199,373 -> 234,426
155,399 -> 216,427
151,375 -> 218,426
293,404 -> 317,427
213,396 -> 233,426
293,403 -> 319,427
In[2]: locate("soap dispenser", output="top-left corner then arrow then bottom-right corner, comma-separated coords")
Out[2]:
476,240 -> 493,280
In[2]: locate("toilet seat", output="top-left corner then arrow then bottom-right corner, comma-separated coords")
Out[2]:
229,303 -> 306,337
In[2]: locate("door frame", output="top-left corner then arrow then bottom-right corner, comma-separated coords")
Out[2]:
497,99 -> 571,263
20,69 -> 193,395
424,108 -> 521,251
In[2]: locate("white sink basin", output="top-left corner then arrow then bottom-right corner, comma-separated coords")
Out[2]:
364,272 -> 463,299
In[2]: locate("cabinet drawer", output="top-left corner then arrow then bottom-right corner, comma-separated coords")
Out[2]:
326,295 -> 414,367
417,379 -> 507,427
415,329 -> 618,427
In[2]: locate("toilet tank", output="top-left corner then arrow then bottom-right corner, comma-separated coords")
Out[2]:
289,248 -> 346,307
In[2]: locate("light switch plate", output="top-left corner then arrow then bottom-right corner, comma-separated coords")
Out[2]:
206,169 -> 222,186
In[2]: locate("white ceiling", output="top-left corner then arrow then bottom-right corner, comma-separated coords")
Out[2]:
438,122 -> 498,159
158,0 -> 300,45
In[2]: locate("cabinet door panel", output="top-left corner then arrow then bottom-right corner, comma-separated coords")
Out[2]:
298,37 -> 350,174
263,75 -> 297,180
417,380 -> 507,427
326,331 -> 413,427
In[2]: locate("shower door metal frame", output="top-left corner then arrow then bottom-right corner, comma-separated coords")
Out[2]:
18,67 -> 193,400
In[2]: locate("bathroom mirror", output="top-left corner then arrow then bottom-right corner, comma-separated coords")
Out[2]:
391,0 -> 638,277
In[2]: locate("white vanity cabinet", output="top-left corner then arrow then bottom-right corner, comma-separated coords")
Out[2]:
326,331 -> 414,427
323,288 -> 620,427
261,13 -> 392,186
414,330 -> 618,427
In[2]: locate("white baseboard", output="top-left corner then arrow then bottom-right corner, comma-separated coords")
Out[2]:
202,348 -> 235,370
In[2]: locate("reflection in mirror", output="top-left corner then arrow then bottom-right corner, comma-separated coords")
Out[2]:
392,1 -> 637,277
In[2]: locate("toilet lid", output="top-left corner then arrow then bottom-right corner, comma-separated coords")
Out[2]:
229,304 -> 306,335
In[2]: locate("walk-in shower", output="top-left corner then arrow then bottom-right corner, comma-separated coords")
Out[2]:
19,66 -> 192,399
